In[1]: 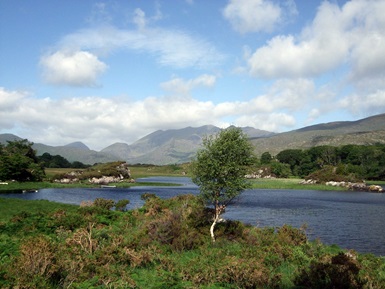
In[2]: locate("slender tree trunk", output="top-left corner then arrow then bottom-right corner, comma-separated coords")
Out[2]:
210,213 -> 220,242
210,201 -> 224,243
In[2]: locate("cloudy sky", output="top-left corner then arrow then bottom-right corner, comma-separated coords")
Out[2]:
1,0 -> 385,150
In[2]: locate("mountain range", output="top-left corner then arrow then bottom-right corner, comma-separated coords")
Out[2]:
1,113 -> 385,165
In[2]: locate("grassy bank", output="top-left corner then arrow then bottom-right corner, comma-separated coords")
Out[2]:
0,196 -> 384,288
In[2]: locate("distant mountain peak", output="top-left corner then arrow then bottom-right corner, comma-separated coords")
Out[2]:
64,142 -> 90,150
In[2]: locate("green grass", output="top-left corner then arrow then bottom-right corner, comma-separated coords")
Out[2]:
0,197 -> 77,222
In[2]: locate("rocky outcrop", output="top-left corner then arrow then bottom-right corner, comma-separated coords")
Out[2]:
245,168 -> 276,179
54,162 -> 133,185
325,181 -> 383,192
300,179 -> 384,192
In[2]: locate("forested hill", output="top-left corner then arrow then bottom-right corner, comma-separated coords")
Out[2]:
250,113 -> 385,156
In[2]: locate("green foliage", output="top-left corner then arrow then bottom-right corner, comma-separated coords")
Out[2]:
295,252 -> 367,289
92,198 -> 115,210
306,165 -> 361,183
270,161 -> 292,178
272,144 -> 385,180
0,139 -> 45,182
1,196 -> 385,288
191,127 -> 256,241
38,152 -> 89,169
115,199 -> 130,211
260,151 -> 272,164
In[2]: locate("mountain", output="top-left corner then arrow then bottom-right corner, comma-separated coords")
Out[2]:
250,113 -> 385,156
2,113 -> 385,165
101,125 -> 274,164
32,143 -> 119,165
0,133 -> 22,143
64,141 -> 90,150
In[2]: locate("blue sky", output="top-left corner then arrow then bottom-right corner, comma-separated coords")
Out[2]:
1,0 -> 385,150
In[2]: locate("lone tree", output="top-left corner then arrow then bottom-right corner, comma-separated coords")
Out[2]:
191,127 -> 255,242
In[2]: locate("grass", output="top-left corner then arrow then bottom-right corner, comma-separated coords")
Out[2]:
0,197 -> 77,222
128,163 -> 189,178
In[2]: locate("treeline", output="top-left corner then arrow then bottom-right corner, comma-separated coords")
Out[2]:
0,140 -> 89,182
38,152 -> 89,169
260,144 -> 385,180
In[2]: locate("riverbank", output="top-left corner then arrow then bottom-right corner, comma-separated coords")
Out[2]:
1,196 -> 384,288
0,178 -> 349,192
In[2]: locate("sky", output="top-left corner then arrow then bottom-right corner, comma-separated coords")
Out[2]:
1,0 -> 385,150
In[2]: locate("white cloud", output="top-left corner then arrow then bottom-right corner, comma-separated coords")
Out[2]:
246,0 -> 385,83
40,5 -> 225,87
346,2 -> 385,92
223,0 -> 297,34
160,74 -> 216,95
56,23 -> 225,69
236,112 -> 296,132
339,90 -> 385,116
40,50 -> 107,86
223,0 -> 282,34
0,83 -> 313,150
247,1 -> 350,78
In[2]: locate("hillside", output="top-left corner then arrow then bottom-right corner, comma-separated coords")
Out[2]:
2,113 -> 385,164
32,143 -> 119,165
251,113 -> 385,156
102,125 -> 273,164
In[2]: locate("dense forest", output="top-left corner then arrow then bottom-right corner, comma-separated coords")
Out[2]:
259,144 -> 385,181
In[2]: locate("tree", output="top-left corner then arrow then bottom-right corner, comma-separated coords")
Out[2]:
0,140 -> 45,181
191,127 -> 255,242
260,152 -> 272,164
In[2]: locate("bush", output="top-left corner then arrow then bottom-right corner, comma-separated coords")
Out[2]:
295,252 -> 367,289
8,235 -> 59,288
115,199 -> 130,211
93,198 -> 115,210
306,165 -> 361,183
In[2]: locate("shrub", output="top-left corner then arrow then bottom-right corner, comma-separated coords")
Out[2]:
8,235 -> 59,288
115,199 -> 130,211
277,224 -> 307,246
306,165 -> 361,183
294,252 -> 367,289
92,198 -> 115,210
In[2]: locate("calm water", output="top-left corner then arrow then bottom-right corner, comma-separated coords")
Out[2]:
1,177 -> 385,255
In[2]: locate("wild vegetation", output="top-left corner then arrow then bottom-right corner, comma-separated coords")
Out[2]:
1,134 -> 385,287
259,144 -> 385,181
1,195 -> 385,288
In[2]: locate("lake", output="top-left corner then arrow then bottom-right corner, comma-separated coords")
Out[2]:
1,176 -> 385,256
